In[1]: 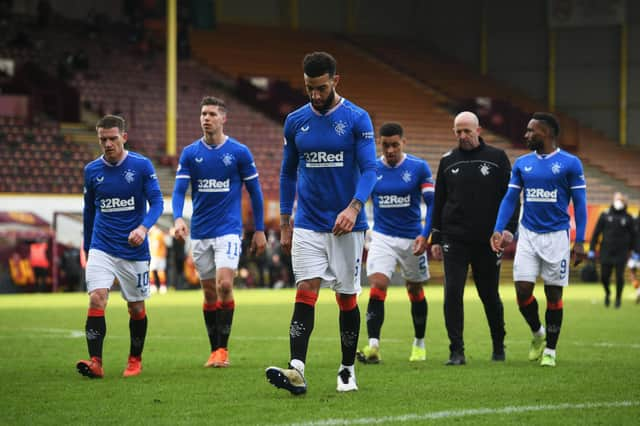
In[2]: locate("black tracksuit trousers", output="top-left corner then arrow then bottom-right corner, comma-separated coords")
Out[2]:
442,239 -> 506,354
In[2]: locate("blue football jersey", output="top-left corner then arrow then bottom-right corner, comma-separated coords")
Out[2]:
83,151 -> 164,261
372,154 -> 434,239
280,98 -> 377,232
176,137 -> 259,239
509,149 -> 586,233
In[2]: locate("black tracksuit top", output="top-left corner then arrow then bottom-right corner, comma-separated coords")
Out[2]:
431,138 -> 518,245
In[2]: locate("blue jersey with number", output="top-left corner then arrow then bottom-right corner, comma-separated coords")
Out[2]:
175,137 -> 259,239
280,98 -> 377,232
509,149 -> 586,233
83,151 -> 164,261
372,154 -> 434,239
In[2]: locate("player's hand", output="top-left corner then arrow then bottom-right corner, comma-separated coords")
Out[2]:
572,242 -> 586,267
490,231 -> 503,252
431,244 -> 443,261
173,218 -> 189,242
250,230 -> 267,256
280,221 -> 293,255
128,225 -> 147,247
413,235 -> 428,256
332,205 -> 358,236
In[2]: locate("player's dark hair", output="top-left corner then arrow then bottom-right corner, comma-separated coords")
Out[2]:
379,122 -> 404,138
200,96 -> 227,113
96,115 -> 126,132
532,112 -> 560,137
303,52 -> 337,78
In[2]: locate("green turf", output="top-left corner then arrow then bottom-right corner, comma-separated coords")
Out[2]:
0,284 -> 638,425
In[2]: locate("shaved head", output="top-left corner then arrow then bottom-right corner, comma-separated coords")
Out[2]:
453,111 -> 481,151
454,111 -> 479,128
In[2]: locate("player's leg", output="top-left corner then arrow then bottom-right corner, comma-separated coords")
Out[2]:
442,239 -> 469,365
191,239 -> 221,366
359,232 -> 396,363
77,249 -> 114,378
600,263 -> 613,307
266,228 -> 326,395
115,257 -> 152,377
512,228 -> 545,361
538,230 -> 571,367
470,244 -> 505,361
400,242 -> 429,362
613,261 -> 625,308
329,231 -> 364,391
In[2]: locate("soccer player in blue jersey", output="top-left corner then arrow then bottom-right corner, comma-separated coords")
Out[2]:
266,51 -> 377,394
356,122 -> 434,364
77,115 -> 164,379
172,96 -> 266,368
491,112 -> 587,367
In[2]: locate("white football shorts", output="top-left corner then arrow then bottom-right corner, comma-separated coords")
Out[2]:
85,249 -> 151,302
191,234 -> 242,280
149,256 -> 166,272
513,226 -> 571,287
627,257 -> 640,270
366,230 -> 429,282
292,227 -> 365,295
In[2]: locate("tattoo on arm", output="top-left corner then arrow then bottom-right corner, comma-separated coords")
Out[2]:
349,199 -> 362,213
280,214 -> 291,227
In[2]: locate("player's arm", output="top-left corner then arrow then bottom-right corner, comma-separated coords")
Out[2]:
130,160 -> 164,247
240,147 -> 266,255
333,113 -> 376,236
82,166 -> 95,254
172,151 -> 191,241
414,164 -> 435,255
570,158 -> 588,264
280,118 -> 299,254
500,151 -> 520,236
491,186 -> 521,252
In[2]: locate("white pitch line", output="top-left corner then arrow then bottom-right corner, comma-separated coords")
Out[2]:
283,401 -> 640,426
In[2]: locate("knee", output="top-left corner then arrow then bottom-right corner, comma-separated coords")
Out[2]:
216,279 -> 233,297
89,289 -> 108,310
406,282 -> 425,302
336,293 -> 357,311
128,302 -> 146,319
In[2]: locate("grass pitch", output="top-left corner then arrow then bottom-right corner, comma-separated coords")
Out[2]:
0,283 -> 638,425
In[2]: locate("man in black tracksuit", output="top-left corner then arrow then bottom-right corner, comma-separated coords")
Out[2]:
589,192 -> 636,308
431,111 -> 519,365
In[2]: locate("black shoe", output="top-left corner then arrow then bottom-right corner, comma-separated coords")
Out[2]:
445,351 -> 466,366
491,352 -> 506,361
614,298 -> 621,309
604,294 -> 610,307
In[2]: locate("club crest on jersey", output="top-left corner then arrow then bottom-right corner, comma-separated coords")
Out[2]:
334,120 -> 347,136
222,153 -> 234,166
479,163 -> 491,176
402,170 -> 412,183
551,162 -> 562,174
123,169 -> 136,184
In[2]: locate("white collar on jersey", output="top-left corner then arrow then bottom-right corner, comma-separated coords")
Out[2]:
201,135 -> 229,149
380,153 -> 407,168
101,150 -> 129,167
535,148 -> 560,160
310,97 -> 344,116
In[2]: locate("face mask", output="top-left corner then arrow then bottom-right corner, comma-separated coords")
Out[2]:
613,200 -> 625,211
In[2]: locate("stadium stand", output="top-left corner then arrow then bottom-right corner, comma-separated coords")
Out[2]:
189,25 -> 636,204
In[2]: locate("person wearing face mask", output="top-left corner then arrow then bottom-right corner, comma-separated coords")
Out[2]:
589,193 -> 636,308
491,112 -> 588,367
430,111 -> 519,366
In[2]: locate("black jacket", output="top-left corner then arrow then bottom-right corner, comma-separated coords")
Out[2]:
431,138 -> 518,245
590,206 -> 636,264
